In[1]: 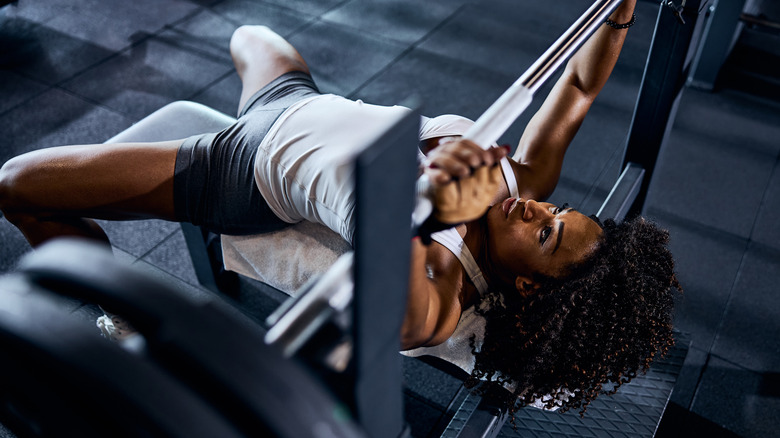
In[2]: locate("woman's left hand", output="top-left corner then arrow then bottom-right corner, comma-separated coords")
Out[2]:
424,139 -> 507,224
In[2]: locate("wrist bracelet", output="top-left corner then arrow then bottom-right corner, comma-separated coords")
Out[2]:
605,13 -> 636,29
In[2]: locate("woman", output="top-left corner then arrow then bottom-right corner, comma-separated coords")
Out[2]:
0,0 -> 677,415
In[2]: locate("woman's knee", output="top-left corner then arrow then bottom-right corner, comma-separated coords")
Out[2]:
230,25 -> 277,57
0,156 -> 26,215
229,25 -> 308,78
0,152 -> 50,221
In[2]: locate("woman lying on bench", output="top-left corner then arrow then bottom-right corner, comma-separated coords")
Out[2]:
0,0 -> 678,416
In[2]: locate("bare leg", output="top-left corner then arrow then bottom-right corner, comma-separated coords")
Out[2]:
0,26 -> 305,247
0,140 -> 181,247
229,25 -> 311,115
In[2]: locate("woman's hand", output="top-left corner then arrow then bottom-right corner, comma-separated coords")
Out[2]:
424,139 -> 508,224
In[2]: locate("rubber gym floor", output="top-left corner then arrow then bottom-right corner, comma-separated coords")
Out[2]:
1,0 -> 778,436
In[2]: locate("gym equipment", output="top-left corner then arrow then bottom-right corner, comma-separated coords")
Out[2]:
0,272 -> 244,438
0,238 -> 367,438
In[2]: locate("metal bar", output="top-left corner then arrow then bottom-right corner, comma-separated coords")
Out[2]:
442,392 -> 508,438
622,0 -> 711,218
464,0 -> 624,149
596,163 -> 645,222
352,108 -> 419,438
264,253 -> 354,357
180,223 -> 219,293
519,0 -> 624,93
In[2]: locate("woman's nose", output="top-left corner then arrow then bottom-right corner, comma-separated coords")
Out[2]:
522,199 -> 551,222
523,199 -> 539,221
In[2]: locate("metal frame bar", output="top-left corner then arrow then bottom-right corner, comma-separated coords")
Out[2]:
597,162 -> 645,222
351,108 -> 419,438
620,0 -> 713,218
441,392 -> 508,438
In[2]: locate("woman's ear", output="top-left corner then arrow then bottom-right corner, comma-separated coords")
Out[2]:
515,275 -> 539,298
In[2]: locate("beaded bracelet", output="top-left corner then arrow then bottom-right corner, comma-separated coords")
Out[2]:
605,12 -> 636,29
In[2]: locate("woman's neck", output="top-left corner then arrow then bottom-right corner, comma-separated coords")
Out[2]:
463,214 -> 505,300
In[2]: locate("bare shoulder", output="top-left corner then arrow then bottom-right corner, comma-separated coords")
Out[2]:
505,156 -> 554,202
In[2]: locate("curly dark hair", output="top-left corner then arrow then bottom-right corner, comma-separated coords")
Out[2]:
465,216 -> 680,417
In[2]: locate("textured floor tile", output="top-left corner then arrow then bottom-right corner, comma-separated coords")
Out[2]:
110,246 -> 139,265
0,16 -> 117,84
710,243 -> 780,373
252,0 -> 344,16
691,356 -> 780,438
645,118 -> 775,240
131,257 -> 213,303
0,0 -> 76,25
404,392 -> 448,438
414,0 -> 653,79
0,219 -> 31,274
751,157 -> 780,252
95,219 -> 180,259
38,0 -> 198,52
322,0 -> 463,45
577,148 -> 624,217
643,211 -> 747,351
60,35 -> 233,120
356,47 -> 514,122
416,2 -> 565,77
0,70 -> 48,115
0,88 -> 132,164
546,178 -> 594,214
560,100 -> 635,186
210,0 -> 316,36
164,8 -> 239,63
288,20 -> 407,96
672,89 -> 780,158
141,228 -> 201,287
667,345 -> 708,408
189,71 -> 242,117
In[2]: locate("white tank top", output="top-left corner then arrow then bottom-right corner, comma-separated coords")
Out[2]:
254,107 -> 520,246
430,228 -> 488,294
253,94 -> 410,244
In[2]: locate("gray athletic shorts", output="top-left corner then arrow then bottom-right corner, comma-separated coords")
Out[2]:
173,71 -> 320,235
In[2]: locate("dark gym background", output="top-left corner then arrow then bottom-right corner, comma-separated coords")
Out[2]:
1,0 -> 778,436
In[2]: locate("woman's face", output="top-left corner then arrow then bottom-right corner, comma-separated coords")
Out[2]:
486,198 -> 603,286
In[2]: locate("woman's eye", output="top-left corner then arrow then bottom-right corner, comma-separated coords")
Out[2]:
540,226 -> 552,244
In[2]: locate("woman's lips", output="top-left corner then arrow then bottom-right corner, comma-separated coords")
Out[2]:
502,197 -> 517,217
501,197 -> 526,218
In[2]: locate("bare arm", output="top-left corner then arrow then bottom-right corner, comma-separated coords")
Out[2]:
400,239 -> 462,349
511,0 -> 637,200
401,141 -> 507,349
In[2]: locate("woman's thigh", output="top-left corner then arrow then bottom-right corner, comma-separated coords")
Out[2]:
229,25 -> 311,114
1,140 -> 182,221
